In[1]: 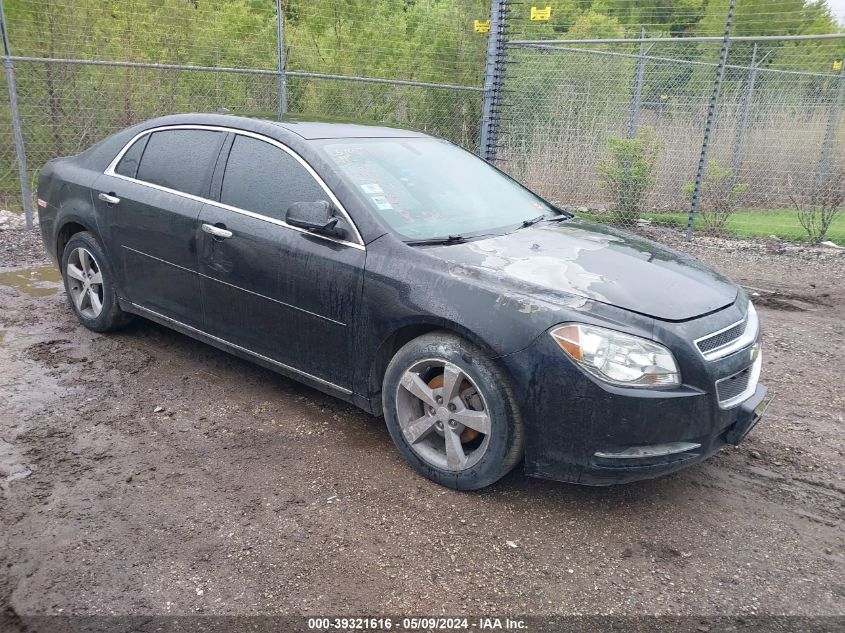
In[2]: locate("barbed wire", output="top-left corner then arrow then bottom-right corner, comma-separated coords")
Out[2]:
504,0 -> 845,39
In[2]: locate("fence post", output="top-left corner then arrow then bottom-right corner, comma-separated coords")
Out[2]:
0,0 -> 33,229
626,28 -> 647,138
730,43 -> 758,189
685,0 -> 735,241
478,0 -> 507,161
275,0 -> 288,118
814,63 -> 844,196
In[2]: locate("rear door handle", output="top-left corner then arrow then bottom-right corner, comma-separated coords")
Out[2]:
98,192 -> 120,205
202,223 -> 233,239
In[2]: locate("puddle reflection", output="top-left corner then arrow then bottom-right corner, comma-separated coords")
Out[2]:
0,266 -> 63,297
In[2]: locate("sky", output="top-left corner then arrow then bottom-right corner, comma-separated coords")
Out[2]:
827,0 -> 845,25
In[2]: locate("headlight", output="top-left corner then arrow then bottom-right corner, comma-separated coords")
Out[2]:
550,323 -> 681,388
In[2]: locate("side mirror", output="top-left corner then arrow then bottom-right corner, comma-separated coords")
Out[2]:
285,200 -> 346,238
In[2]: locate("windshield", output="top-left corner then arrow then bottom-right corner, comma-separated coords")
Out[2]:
317,138 -> 559,241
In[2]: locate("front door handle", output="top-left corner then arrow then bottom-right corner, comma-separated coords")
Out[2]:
98,192 -> 120,205
201,223 -> 233,239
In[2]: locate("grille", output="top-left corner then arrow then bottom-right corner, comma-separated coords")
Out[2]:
697,320 -> 745,354
716,366 -> 752,405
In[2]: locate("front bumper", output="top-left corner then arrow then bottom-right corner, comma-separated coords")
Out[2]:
580,385 -> 768,484
498,329 -> 768,485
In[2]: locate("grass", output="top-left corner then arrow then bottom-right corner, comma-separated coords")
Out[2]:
577,209 -> 845,245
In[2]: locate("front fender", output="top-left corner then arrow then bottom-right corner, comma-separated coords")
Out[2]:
355,236 -> 579,399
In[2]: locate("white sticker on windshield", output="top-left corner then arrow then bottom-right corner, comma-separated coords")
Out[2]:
371,196 -> 393,211
361,183 -> 384,195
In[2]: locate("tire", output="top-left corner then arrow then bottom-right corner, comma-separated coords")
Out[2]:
61,231 -> 132,332
382,331 -> 523,490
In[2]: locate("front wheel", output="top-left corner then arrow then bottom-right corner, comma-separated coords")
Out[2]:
382,332 -> 523,490
61,231 -> 132,332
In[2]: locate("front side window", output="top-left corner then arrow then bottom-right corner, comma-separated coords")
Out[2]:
317,138 -> 557,241
220,135 -> 326,221
135,129 -> 225,196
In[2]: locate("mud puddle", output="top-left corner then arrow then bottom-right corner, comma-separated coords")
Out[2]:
0,265 -> 63,297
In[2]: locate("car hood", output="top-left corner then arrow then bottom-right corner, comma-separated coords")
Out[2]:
428,219 -> 738,321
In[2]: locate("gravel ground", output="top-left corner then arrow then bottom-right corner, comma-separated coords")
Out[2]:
0,226 -> 843,627
0,223 -> 43,269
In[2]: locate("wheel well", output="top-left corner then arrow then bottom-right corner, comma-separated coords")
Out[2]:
369,324 -> 441,414
368,323 -> 504,416
56,221 -> 87,262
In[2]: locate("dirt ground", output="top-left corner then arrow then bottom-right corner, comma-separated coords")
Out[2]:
0,226 -> 843,626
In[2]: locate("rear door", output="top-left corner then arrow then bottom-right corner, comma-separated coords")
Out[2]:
197,133 -> 365,391
94,127 -> 227,328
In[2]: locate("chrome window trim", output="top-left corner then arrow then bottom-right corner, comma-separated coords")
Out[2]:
103,123 -> 366,251
715,350 -> 762,410
128,302 -> 352,396
694,302 -> 759,361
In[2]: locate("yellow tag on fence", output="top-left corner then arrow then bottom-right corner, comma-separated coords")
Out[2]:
834,59 -> 843,71
530,6 -> 551,21
474,19 -> 490,33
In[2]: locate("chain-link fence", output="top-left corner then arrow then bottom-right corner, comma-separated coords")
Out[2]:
0,0 -> 489,228
0,61 -> 17,214
8,58 -> 482,184
496,5 -> 845,244
1,0 -> 844,245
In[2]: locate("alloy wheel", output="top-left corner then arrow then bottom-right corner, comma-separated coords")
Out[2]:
66,247 -> 104,319
395,359 -> 492,472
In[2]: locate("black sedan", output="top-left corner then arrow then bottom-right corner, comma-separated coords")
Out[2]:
37,114 -> 769,490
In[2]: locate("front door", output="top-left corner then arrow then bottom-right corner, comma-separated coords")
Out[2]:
198,133 -> 365,391
95,128 -> 227,328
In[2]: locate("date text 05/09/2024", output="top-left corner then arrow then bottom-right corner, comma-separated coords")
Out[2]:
306,617 -> 528,630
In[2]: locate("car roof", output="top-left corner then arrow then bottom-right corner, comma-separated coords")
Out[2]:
115,113 -> 431,143
75,112 -> 439,179
271,120 -> 429,140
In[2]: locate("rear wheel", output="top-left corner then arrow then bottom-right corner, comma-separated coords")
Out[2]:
383,332 -> 523,490
61,231 -> 132,332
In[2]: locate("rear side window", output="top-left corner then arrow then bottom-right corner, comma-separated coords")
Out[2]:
136,130 -> 225,196
114,135 -> 148,178
220,135 -> 326,221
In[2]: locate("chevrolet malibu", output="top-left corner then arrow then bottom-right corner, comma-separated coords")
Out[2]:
37,114 -> 769,490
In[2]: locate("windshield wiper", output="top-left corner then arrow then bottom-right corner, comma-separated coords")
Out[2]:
520,213 -> 570,229
521,214 -> 546,228
405,234 -> 468,246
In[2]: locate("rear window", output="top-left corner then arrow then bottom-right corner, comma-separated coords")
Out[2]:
114,135 -> 148,179
135,129 -> 225,196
